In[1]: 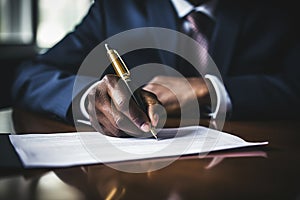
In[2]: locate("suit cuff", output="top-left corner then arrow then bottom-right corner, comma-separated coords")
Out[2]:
204,74 -> 232,119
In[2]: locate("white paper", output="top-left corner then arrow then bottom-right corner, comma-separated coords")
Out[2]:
9,126 -> 268,168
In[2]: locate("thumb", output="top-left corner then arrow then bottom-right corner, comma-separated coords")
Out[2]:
141,90 -> 167,128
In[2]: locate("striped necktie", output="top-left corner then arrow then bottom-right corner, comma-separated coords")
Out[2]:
182,10 -> 214,51
177,10 -> 215,76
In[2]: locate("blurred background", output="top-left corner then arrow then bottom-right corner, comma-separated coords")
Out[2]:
0,0 -> 93,108
1,2 -> 94,196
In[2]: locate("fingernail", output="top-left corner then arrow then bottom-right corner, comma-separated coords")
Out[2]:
141,123 -> 150,132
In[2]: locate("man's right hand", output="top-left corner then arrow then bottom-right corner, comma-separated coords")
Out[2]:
87,74 -> 164,137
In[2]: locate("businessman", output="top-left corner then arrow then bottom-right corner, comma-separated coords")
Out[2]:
12,0 -> 300,137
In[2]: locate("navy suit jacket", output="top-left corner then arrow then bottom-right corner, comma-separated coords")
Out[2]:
12,0 -> 300,121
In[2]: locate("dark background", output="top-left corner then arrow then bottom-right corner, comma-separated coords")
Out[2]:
0,0 -> 38,109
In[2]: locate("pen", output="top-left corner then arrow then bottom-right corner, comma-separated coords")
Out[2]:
105,44 -> 158,140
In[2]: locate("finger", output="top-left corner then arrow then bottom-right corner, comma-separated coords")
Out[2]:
93,75 -> 152,136
95,111 -> 121,137
89,102 -> 129,138
87,81 -> 124,136
143,82 -> 159,94
89,79 -> 149,137
87,91 -> 117,136
104,76 -> 151,132
141,91 -> 166,128
143,83 -> 172,106
112,105 -> 150,138
149,104 -> 167,129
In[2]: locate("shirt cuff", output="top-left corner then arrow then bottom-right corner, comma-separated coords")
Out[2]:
204,74 -> 232,119
79,81 -> 102,120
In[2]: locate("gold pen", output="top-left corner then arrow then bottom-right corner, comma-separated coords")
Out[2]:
105,44 -> 158,140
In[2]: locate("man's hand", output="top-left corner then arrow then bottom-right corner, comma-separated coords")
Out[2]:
143,76 -> 210,117
87,74 -> 164,137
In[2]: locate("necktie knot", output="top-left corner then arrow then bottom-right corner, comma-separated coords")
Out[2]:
183,11 -> 214,42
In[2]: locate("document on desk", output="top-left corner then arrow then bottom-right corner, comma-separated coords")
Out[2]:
9,126 -> 268,168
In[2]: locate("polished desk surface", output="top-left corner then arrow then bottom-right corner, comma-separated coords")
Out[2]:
0,109 -> 300,200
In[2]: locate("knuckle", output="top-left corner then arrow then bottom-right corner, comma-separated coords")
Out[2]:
103,74 -> 118,85
102,74 -> 111,82
151,76 -> 160,82
88,86 -> 96,95
88,88 -> 96,100
144,84 -> 155,91
151,76 -> 164,83
89,83 -> 109,104
89,83 -> 104,100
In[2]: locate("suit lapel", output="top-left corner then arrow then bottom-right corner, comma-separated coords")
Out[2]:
209,1 -> 243,76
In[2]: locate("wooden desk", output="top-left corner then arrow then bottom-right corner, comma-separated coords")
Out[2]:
1,109 -> 300,200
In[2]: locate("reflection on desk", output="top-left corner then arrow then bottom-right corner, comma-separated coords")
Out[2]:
0,148 -> 268,200
0,108 -> 299,200
54,149 -> 268,200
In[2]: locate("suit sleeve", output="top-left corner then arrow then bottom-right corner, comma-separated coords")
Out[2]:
220,2 -> 300,120
226,35 -> 300,119
12,1 -> 104,122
